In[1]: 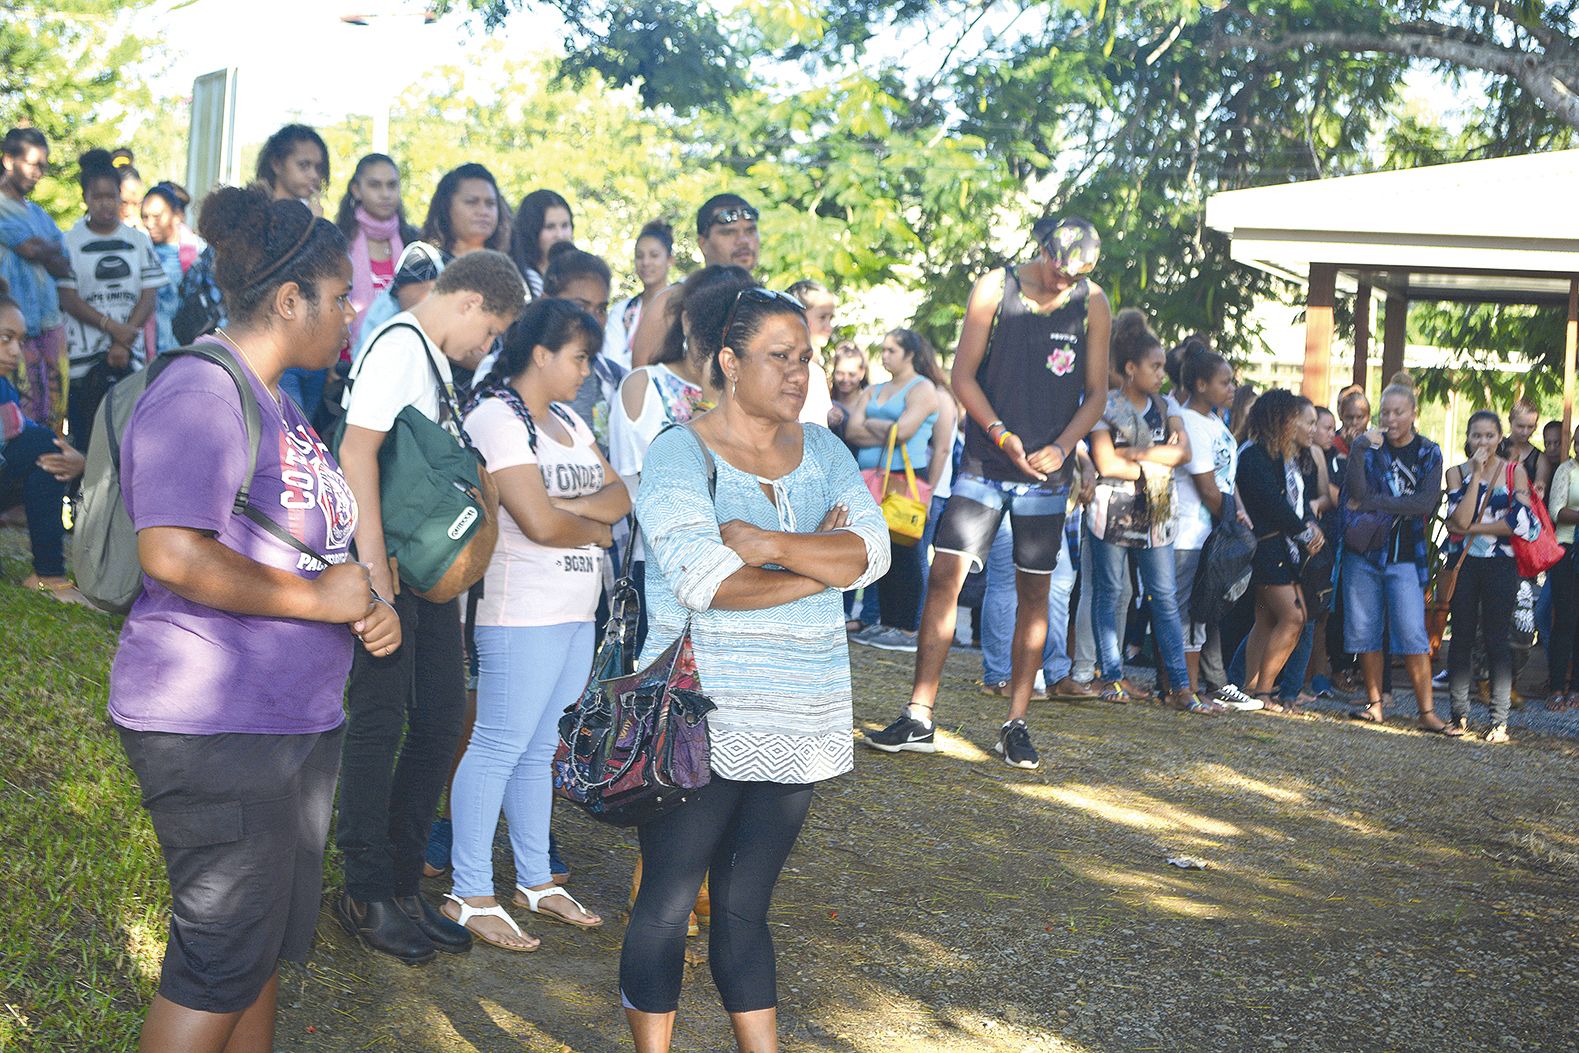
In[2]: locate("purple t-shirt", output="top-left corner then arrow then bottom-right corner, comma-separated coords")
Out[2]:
108,351 -> 359,735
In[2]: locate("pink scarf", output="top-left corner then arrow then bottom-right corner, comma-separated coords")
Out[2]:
348,206 -> 404,343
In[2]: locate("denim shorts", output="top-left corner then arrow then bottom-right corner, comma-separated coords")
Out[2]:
1341,551 -> 1430,655
932,472 -> 1069,574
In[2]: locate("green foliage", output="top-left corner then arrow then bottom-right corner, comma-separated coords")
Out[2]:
1408,301 -> 1570,409
0,2 -> 160,222
18,0 -> 1579,370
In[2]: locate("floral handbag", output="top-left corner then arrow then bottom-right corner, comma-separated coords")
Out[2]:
552,426 -> 717,826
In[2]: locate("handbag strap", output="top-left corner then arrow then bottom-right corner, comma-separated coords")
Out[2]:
897,439 -> 920,501
880,423 -> 899,484
621,422 -> 719,586
1446,470 -> 1493,583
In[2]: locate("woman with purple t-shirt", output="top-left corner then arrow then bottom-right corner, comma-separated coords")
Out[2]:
110,187 -> 400,1053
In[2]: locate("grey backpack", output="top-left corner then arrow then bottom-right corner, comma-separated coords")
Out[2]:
73,346 -> 265,613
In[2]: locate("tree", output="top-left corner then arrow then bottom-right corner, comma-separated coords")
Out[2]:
1210,0 -> 1579,132
0,3 -> 158,220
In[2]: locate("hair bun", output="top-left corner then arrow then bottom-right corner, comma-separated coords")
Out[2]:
1112,307 -> 1147,340
198,186 -> 316,297
1389,370 -> 1415,389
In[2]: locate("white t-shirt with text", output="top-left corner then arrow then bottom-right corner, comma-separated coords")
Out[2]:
464,397 -> 610,626
58,219 -> 166,378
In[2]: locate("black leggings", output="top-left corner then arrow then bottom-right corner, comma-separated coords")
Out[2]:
878,536 -> 925,631
620,778 -> 813,1014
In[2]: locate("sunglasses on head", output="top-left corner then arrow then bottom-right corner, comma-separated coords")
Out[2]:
705,206 -> 759,232
720,286 -> 805,346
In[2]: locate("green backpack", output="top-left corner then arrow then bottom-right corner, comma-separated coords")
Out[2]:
333,321 -> 498,604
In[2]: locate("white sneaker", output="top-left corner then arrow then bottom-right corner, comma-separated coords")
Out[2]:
1215,684 -> 1265,712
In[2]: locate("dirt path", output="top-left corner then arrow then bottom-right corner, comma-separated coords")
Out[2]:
272,644 -> 1579,1052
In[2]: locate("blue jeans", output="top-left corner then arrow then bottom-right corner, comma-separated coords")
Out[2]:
450,621 -> 593,897
982,517 -> 1074,684
280,366 -> 328,419
0,423 -> 67,577
1089,535 -> 1191,691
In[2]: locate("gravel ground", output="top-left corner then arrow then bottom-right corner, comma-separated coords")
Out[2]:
270,642 -> 1579,1053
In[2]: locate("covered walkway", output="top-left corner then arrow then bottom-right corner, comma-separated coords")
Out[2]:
1205,150 -> 1579,427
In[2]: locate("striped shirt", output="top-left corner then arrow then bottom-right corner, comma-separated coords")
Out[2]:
635,423 -> 890,783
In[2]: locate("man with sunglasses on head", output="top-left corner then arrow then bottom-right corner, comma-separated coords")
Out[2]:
629,194 -> 761,369
864,216 -> 1110,771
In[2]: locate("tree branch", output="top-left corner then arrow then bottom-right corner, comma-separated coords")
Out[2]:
1459,0 -> 1578,60
1215,26 -> 1579,131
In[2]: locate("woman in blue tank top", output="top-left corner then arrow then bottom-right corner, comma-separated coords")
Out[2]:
845,329 -> 942,650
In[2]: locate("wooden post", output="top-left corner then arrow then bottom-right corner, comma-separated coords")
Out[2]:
1382,290 -> 1408,384
1564,277 -> 1578,440
1352,282 -> 1371,392
1303,263 -> 1337,406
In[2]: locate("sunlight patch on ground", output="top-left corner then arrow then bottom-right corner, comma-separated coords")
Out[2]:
1142,893 -> 1232,919
1189,762 -> 1309,804
933,727 -> 994,763
1013,782 -> 1244,837
119,915 -> 163,985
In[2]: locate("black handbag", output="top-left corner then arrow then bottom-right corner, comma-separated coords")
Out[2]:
552,426 -> 718,826
172,260 -> 223,346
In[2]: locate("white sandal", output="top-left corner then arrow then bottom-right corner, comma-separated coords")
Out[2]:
442,893 -> 539,952
515,883 -> 604,929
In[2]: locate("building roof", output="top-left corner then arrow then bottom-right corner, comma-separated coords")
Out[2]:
1204,150 -> 1579,305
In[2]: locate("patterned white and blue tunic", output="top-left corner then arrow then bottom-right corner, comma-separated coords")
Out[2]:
636,422 -> 890,784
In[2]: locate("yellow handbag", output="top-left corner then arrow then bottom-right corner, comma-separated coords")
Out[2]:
876,426 -> 928,545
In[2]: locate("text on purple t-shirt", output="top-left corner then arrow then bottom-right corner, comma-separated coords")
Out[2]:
108,352 -> 359,735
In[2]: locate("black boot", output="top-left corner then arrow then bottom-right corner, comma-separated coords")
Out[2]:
395,893 -> 473,953
336,894 -> 437,965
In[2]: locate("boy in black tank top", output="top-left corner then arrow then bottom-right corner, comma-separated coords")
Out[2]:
865,217 -> 1111,770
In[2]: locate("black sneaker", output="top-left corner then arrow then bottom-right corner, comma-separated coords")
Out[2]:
863,711 -> 936,753
994,719 -> 1041,770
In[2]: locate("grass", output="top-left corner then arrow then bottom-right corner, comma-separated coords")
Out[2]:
4,524 -> 1578,1051
0,548 -> 161,1053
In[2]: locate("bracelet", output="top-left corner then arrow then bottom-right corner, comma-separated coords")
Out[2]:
986,419 -> 1005,435
995,429 -> 1016,449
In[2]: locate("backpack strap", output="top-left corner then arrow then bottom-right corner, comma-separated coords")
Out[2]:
350,319 -> 470,436
137,345 -> 263,517
146,344 -> 336,569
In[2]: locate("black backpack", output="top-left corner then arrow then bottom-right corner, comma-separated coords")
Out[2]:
1191,511 -> 1257,625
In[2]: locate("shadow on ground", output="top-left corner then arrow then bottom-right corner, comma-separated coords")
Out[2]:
273,645 -> 1579,1053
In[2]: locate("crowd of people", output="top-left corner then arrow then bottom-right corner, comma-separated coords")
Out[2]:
0,118 -> 1572,1053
